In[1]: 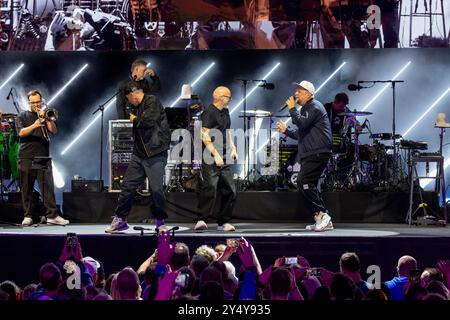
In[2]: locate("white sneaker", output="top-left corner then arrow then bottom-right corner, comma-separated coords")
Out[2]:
305,213 -> 321,231
217,223 -> 235,232
315,212 -> 333,232
22,217 -> 33,226
194,220 -> 208,231
46,216 -> 70,226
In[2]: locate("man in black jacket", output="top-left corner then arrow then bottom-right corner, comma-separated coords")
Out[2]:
277,81 -> 333,231
106,81 -> 171,233
116,59 -> 161,120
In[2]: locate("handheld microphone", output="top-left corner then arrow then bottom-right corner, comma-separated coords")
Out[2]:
133,226 -> 144,231
279,103 -> 288,112
278,96 -> 296,112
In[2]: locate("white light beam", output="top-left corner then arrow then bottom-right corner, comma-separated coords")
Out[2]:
361,61 -> 411,111
47,64 -> 89,106
229,62 -> 281,115
0,64 -> 25,90
403,88 -> 450,138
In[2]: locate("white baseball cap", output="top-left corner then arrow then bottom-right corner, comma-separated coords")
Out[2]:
293,80 -> 315,96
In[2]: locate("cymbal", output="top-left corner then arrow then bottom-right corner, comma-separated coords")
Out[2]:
240,110 -> 271,115
338,110 -> 373,117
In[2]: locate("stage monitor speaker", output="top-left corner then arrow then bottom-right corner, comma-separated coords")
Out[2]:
71,180 -> 104,193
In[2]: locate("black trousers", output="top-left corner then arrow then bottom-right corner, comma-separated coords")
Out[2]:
297,153 -> 331,216
381,10 -> 399,48
197,164 -> 236,226
18,158 -> 59,219
115,153 -> 168,220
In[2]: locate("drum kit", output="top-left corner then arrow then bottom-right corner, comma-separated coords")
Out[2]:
0,112 -> 19,198
250,107 -> 429,192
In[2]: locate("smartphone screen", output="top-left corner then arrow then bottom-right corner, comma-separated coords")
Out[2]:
285,257 -> 298,265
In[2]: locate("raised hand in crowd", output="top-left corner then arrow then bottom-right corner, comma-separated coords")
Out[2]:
218,245 -> 237,262
157,231 -> 174,266
437,259 -> 450,288
237,237 -> 262,274
58,234 -> 83,264
154,270 -> 179,300
137,249 -> 158,275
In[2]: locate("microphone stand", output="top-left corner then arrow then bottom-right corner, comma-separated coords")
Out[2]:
357,80 -> 404,185
92,91 -> 119,183
235,79 -> 269,186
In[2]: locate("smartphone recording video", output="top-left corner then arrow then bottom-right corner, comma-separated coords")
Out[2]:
226,238 -> 240,248
175,273 -> 189,288
285,257 -> 298,265
306,267 -> 321,277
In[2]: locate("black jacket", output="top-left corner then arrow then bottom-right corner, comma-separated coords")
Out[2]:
116,75 -> 161,119
133,95 -> 170,158
285,99 -> 332,159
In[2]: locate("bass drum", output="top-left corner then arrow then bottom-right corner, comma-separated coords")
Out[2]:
285,152 -> 301,189
22,0 -> 58,18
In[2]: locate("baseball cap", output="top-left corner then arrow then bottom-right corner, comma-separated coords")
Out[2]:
292,80 -> 315,96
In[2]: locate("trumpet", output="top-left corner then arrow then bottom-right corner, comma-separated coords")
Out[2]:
40,108 -> 59,122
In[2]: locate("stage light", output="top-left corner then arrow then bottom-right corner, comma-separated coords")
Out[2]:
52,162 -> 65,188
168,62 -> 216,108
403,87 -> 450,138
60,63 -> 151,155
361,61 -> 411,111
315,62 -> 347,93
47,64 -> 89,106
0,63 -> 25,90
229,62 -> 281,115
255,62 -> 346,154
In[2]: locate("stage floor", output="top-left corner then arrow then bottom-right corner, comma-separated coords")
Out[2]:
1,222 -> 449,238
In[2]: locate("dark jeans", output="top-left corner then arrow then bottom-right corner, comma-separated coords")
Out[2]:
297,153 -> 331,216
18,158 -> 59,219
381,10 -> 399,48
197,164 -> 236,226
115,153 -> 168,220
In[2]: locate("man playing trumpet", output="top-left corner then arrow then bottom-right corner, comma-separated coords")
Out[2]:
15,90 -> 69,226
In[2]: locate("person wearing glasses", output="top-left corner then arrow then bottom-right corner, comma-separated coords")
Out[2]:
15,90 -> 69,226
195,86 -> 238,232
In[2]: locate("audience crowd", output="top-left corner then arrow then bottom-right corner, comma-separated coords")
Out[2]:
1,232 -> 450,301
